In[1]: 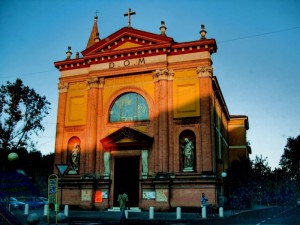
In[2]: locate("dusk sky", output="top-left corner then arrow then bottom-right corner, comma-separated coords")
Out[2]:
1,0 -> 299,169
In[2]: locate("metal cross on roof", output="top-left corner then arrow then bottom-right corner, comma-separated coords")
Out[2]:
94,10 -> 99,20
124,8 -> 136,28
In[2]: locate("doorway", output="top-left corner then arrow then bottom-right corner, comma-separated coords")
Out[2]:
114,156 -> 140,207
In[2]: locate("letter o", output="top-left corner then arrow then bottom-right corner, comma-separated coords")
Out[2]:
124,60 -> 130,67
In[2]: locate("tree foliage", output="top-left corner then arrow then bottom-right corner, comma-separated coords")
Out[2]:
225,154 -> 297,209
0,79 -> 51,151
279,135 -> 300,186
225,156 -> 254,209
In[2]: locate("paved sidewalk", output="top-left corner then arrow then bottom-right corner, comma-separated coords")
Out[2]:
12,205 -> 271,224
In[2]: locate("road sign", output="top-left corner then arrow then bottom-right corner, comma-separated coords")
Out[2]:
55,164 -> 69,176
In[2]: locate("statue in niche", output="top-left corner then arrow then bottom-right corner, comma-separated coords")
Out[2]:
70,143 -> 80,174
182,138 -> 194,172
103,152 -> 111,177
142,150 -> 149,175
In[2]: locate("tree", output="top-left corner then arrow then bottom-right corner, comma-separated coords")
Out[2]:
279,135 -> 300,186
0,79 -> 51,151
225,156 -> 254,209
252,155 -> 272,204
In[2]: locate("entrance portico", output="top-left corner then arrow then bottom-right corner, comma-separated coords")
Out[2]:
100,126 -> 153,208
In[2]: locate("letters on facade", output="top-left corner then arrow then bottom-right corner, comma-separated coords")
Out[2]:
109,58 -> 145,69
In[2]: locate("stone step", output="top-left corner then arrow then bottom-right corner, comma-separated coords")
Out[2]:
108,207 -> 142,212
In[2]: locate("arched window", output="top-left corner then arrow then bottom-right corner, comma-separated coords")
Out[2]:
109,92 -> 149,122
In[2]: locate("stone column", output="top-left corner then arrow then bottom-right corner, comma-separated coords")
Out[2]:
152,69 -> 174,172
196,66 -> 214,172
103,151 -> 111,178
142,150 -> 149,178
86,77 -> 99,173
55,82 -> 68,165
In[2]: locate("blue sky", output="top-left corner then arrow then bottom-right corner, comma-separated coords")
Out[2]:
0,0 -> 299,169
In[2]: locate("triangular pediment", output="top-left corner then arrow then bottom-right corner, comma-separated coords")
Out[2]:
100,126 -> 153,149
115,137 -> 137,143
82,27 -> 173,56
114,41 -> 143,50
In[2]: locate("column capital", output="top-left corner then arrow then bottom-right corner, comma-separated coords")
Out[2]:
58,82 -> 69,93
86,77 -> 100,89
99,77 -> 105,88
196,65 -> 213,77
152,69 -> 174,82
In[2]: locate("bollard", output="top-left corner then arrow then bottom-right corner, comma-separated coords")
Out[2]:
43,204 -> 48,216
149,206 -> 154,219
219,207 -> 224,218
57,212 -> 67,223
27,213 -> 40,225
176,207 -> 181,219
24,204 -> 29,215
202,206 -> 206,219
64,205 -> 69,216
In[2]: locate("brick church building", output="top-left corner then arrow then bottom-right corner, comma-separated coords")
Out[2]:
53,10 -> 250,210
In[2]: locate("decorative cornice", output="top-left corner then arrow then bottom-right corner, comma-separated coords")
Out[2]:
152,69 -> 174,82
174,117 -> 201,125
54,26 -> 217,72
58,82 -> 69,93
196,65 -> 213,77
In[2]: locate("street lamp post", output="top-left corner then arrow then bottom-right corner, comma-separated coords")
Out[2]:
220,171 -> 227,207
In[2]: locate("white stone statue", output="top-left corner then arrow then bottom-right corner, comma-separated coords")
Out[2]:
182,138 -> 194,172
70,143 -> 80,173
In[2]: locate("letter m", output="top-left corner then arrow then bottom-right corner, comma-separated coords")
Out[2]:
138,58 -> 145,65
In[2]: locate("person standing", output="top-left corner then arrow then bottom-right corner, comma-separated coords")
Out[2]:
200,193 -> 208,215
117,189 -> 129,224
201,193 -> 208,207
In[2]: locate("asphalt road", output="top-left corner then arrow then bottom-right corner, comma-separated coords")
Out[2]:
12,205 -> 299,225
68,206 -> 299,225
209,206 -> 299,225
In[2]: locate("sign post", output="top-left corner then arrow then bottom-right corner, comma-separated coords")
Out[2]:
48,174 -> 58,224
55,164 -> 69,208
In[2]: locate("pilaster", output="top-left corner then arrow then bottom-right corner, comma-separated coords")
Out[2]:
96,78 -> 105,175
55,82 -> 69,167
196,66 -> 214,172
152,69 -> 174,172
85,77 -> 100,173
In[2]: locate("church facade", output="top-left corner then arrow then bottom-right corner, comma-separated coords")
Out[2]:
53,13 -> 250,210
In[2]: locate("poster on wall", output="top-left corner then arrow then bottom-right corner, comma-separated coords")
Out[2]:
142,190 -> 156,200
156,189 -> 168,202
102,190 -> 108,199
95,190 -> 102,203
81,189 -> 92,201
